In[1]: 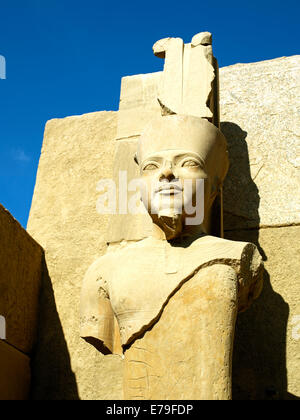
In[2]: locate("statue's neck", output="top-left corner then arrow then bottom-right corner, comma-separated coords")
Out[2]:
151,219 -> 205,242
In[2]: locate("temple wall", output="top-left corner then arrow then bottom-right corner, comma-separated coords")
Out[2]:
0,204 -> 43,400
27,56 -> 300,400
220,56 -> 300,399
27,112 -> 123,400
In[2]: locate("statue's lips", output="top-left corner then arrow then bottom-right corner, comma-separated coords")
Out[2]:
155,184 -> 183,195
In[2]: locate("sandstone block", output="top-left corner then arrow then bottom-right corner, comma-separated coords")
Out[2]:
0,204 -> 42,355
220,56 -> 300,229
106,138 -> 152,243
27,111 -> 123,400
0,340 -> 30,400
117,73 -> 162,140
226,226 -> 300,399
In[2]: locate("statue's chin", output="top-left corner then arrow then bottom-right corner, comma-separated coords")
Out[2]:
157,212 -> 183,240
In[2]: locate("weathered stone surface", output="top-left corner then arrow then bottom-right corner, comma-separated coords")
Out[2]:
124,264 -> 238,400
153,37 -> 184,116
106,139 -> 152,243
110,72 -> 160,242
82,112 -> 263,400
27,112 -> 123,400
226,226 -> 300,400
81,234 -> 263,351
109,56 -> 300,243
220,56 -> 300,229
153,33 -> 217,121
0,340 -> 31,400
108,114 -> 227,243
27,57 -> 300,400
117,72 -> 162,140
0,204 -> 42,355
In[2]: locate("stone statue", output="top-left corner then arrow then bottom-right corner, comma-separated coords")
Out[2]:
80,33 -> 264,400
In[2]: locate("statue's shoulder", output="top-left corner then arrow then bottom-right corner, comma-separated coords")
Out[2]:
84,238 -> 154,277
192,235 -> 263,312
192,235 -> 260,260
106,238 -> 157,257
84,252 -> 112,275
192,234 -> 245,248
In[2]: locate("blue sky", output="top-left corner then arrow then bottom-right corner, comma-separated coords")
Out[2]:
0,0 -> 299,228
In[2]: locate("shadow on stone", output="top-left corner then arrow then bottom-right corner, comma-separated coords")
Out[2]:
30,256 -> 79,400
221,122 -> 263,240
221,121 -> 298,400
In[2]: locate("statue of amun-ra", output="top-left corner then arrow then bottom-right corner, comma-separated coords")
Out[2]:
80,32 -> 264,400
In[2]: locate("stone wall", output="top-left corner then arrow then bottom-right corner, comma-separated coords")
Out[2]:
0,204 -> 43,400
27,56 -> 300,400
220,56 -> 300,399
27,112 -> 123,400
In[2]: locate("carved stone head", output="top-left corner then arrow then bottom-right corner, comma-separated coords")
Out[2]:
135,114 -> 229,239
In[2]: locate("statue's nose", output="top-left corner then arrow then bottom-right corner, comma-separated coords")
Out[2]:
159,161 -> 175,182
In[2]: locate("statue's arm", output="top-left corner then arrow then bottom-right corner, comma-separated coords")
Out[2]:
80,257 -> 116,355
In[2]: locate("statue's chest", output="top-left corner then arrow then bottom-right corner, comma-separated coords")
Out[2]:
107,247 -> 187,317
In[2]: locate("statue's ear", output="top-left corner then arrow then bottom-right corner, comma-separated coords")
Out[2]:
134,153 -> 139,165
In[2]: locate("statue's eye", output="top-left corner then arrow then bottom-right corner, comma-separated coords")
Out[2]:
182,160 -> 199,168
143,163 -> 159,171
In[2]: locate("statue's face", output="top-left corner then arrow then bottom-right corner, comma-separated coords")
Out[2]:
137,115 -> 228,233
139,149 -> 207,223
